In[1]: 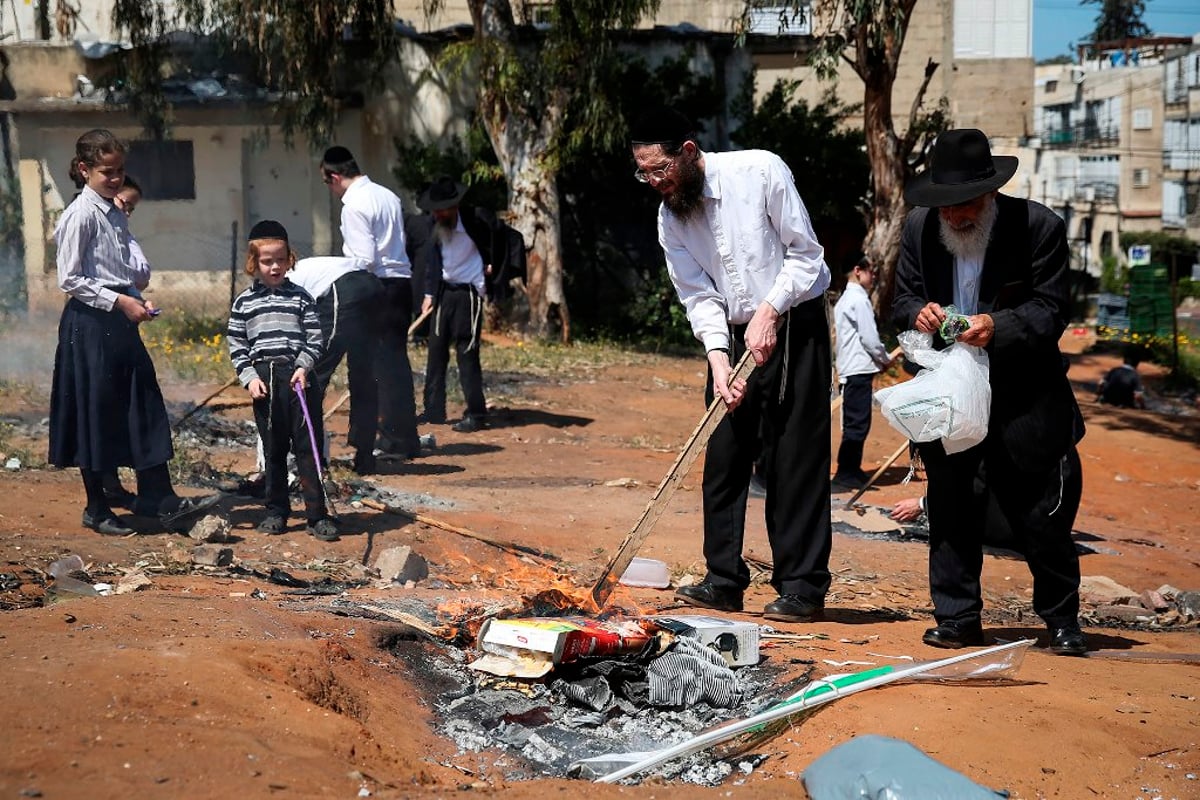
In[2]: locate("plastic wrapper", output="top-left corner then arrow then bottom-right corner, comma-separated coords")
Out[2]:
875,330 -> 991,454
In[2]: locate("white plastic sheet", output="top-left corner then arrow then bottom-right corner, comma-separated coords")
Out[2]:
875,331 -> 991,454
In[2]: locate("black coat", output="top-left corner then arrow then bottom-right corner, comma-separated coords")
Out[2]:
891,193 -> 1084,472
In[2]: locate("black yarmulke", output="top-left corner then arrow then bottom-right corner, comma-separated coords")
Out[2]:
248,219 -> 289,244
322,145 -> 354,165
630,107 -> 696,145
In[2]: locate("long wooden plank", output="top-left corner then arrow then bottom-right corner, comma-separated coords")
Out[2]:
588,349 -> 757,611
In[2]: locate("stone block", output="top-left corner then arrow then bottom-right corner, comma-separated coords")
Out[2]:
192,545 -> 234,568
1079,575 -> 1137,606
373,546 -> 428,585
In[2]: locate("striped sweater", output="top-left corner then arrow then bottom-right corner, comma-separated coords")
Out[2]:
228,279 -> 323,387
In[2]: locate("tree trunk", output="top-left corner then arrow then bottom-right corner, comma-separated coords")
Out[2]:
470,0 -> 571,341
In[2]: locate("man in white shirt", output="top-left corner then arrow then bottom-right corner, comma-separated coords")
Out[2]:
630,107 -> 833,624
833,256 -> 894,488
321,146 -> 421,459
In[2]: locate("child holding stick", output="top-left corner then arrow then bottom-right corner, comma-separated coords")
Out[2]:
227,220 -> 338,541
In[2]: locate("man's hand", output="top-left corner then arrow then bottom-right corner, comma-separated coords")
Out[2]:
115,294 -> 152,323
247,378 -> 267,400
744,302 -> 780,365
889,497 -> 924,522
707,349 -> 746,410
914,302 -> 946,334
958,314 -> 995,347
421,295 -> 434,316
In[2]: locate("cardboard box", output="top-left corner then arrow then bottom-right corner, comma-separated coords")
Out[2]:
473,617 -> 655,678
647,614 -> 760,666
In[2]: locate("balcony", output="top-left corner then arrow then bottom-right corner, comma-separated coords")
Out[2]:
1037,123 -> 1120,149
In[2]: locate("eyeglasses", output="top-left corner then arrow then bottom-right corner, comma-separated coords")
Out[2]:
633,158 -> 677,184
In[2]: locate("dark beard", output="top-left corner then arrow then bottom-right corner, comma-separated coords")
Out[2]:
662,157 -> 705,222
434,213 -> 457,245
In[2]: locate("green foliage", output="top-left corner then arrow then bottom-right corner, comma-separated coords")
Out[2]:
392,121 -> 508,211
1118,230 -> 1199,270
112,0 -> 399,144
1081,0 -> 1151,47
1038,54 -> 1077,66
729,76 -> 868,229
1100,253 -> 1128,294
0,121 -> 24,318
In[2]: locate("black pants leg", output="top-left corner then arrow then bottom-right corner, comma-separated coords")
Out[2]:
252,367 -> 327,522
701,299 -> 832,602
920,442 -> 988,625
425,287 -> 486,420
375,277 -> 420,456
313,273 -> 382,459
836,373 -> 873,475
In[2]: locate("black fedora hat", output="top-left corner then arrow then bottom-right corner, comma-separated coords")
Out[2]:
417,175 -> 469,211
904,129 -> 1019,208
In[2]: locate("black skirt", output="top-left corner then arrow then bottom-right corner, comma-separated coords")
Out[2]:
48,298 -> 174,471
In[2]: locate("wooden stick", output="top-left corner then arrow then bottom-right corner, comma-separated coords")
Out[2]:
360,498 -> 559,561
323,389 -> 351,421
356,603 -> 450,640
843,438 -> 911,510
408,308 -> 432,337
173,375 -> 240,429
588,349 -> 758,612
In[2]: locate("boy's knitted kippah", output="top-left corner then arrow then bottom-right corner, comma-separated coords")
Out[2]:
248,219 -> 289,245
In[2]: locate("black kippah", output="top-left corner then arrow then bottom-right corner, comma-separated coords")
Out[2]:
248,219 -> 289,244
322,145 -> 354,165
630,107 -> 696,146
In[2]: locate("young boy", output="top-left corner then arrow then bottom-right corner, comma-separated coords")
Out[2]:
227,220 -> 338,541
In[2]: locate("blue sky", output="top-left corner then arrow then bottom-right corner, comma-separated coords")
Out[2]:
1034,0 -> 1200,61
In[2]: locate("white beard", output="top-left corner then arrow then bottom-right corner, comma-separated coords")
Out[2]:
938,196 -> 998,262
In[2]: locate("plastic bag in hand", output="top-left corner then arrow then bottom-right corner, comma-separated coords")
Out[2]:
874,330 -> 991,454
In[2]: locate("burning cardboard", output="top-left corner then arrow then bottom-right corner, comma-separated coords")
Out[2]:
472,617 -> 655,678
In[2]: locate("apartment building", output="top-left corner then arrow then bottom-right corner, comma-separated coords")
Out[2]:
1163,43 -> 1200,242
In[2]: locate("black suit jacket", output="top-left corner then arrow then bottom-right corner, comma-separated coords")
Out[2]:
891,193 -> 1084,471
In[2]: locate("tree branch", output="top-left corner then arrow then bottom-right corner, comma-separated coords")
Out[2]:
900,56 -> 939,156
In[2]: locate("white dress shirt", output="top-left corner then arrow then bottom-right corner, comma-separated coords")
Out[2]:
952,254 -> 983,315
437,217 -> 487,297
289,256 -> 370,300
834,281 -> 891,381
339,176 -> 412,279
658,149 -> 830,353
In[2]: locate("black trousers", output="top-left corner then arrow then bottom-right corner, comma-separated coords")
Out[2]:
375,277 -> 420,456
920,438 -> 1082,628
701,297 -> 832,602
251,363 -> 327,523
312,271 -> 383,458
836,372 -> 874,475
423,284 -> 486,421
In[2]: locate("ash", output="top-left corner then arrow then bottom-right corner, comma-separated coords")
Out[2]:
389,633 -> 791,786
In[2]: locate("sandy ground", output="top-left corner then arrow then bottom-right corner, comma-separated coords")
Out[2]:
0,329 -> 1198,800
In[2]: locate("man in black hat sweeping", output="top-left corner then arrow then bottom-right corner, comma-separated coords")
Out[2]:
415,176 -> 525,432
630,108 -> 833,623
892,128 -> 1087,656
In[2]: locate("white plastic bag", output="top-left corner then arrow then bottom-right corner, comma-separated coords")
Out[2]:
874,330 -> 991,454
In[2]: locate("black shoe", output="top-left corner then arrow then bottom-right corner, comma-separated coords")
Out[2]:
748,475 -> 767,499
452,415 -> 485,433
922,619 -> 985,649
81,511 -> 134,536
307,518 -> 340,542
832,471 -> 868,490
257,514 -> 287,535
233,474 -> 266,499
763,594 -> 824,622
352,452 -> 377,475
159,494 -> 222,528
1048,625 -> 1087,656
675,582 -> 743,613
103,487 -> 138,509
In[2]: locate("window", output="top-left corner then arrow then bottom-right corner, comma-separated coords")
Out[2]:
1133,168 -> 1150,188
954,0 -> 1031,59
746,4 -> 812,35
1045,80 -> 1058,93
126,140 -> 196,201
1132,108 -> 1152,130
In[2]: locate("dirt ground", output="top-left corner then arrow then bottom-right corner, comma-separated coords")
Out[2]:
1,328 -> 1198,800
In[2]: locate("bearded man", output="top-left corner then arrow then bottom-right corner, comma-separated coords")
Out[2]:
892,128 -> 1087,655
630,108 -> 833,623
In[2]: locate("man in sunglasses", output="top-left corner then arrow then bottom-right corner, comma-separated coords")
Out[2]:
630,107 -> 833,624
